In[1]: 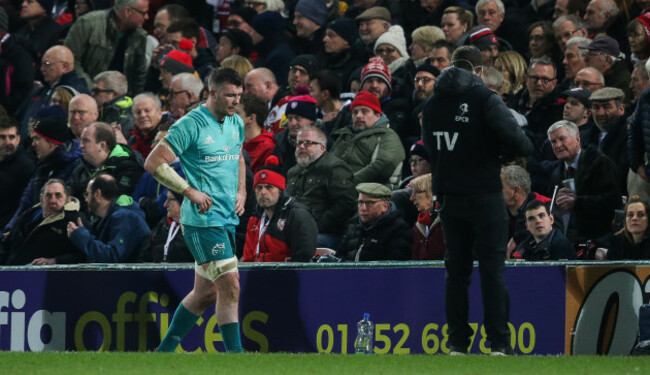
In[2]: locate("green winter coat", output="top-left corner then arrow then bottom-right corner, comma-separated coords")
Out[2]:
330,114 -> 405,188
286,151 -> 357,235
64,9 -> 148,96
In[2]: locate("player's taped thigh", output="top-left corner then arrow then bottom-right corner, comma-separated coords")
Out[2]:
195,256 -> 238,282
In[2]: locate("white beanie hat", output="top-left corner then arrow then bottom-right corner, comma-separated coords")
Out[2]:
374,25 -> 409,58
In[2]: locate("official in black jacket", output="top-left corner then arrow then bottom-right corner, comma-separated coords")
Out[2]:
421,46 -> 533,355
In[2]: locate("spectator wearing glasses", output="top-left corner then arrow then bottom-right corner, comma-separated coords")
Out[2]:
572,66 -> 606,91
16,45 -> 88,136
64,0 -> 150,97
272,95 -> 319,172
287,55 -> 321,96
580,36 -> 632,100
287,126 -> 357,249
167,73 -> 204,120
92,71 -> 135,138
553,15 -> 588,53
559,37 -> 590,91
509,58 -> 563,150
337,182 -> 412,261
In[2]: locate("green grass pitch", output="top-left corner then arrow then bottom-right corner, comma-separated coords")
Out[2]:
2,352 -> 650,375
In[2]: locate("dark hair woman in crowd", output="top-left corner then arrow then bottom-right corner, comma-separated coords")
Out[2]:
608,196 -> 650,260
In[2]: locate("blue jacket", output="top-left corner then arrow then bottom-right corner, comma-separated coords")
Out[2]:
4,142 -> 81,232
70,196 -> 150,263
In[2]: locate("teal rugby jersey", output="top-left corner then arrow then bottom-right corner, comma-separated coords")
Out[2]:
164,104 -> 244,227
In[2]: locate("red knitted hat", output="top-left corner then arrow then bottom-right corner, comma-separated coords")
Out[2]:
360,56 -> 392,92
254,156 -> 286,190
160,48 -> 194,75
350,91 -> 382,114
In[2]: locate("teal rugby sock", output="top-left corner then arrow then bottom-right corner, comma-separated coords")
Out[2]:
157,303 -> 200,352
220,322 -> 243,353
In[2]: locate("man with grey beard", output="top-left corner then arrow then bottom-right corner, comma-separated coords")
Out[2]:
286,125 -> 357,249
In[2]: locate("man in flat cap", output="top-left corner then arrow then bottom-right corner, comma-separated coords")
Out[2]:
355,7 -> 392,57
336,182 -> 412,261
580,36 -> 631,100
581,87 -> 628,193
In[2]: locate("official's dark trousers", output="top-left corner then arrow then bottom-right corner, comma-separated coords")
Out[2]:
439,192 -> 511,350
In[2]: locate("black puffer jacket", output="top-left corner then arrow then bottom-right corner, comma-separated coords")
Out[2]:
509,87 -> 563,151
422,67 -> 533,195
337,203 -> 413,261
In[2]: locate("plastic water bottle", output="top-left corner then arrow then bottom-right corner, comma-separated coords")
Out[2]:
354,313 -> 374,354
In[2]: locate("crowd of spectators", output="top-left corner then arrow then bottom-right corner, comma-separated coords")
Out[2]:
2,0 -> 650,265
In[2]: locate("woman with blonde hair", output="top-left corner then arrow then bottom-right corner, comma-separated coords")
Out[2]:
410,173 -> 445,260
441,6 -> 474,46
49,86 -> 78,113
220,55 -> 254,79
494,51 -> 527,97
409,26 -> 445,66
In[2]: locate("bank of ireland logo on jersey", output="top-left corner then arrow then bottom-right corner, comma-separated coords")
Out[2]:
455,103 -> 469,123
204,135 -> 215,144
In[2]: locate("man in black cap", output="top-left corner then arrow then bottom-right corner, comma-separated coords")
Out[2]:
287,55 -> 321,96
562,87 -> 593,130
3,113 -> 81,234
466,25 -> 500,66
414,62 -> 440,105
337,182 -> 412,261
580,36 -> 631,100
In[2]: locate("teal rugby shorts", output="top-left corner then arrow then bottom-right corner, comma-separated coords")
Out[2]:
182,225 -> 236,263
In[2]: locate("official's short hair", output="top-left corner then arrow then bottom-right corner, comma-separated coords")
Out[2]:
451,46 -> 483,72
90,122 -> 117,152
553,14 -> 587,30
167,18 -> 201,41
0,115 -> 20,133
635,60 -> 650,80
209,67 -> 244,91
133,92 -> 162,110
529,57 -> 556,78
91,173 -> 119,201
565,37 -> 592,57
297,125 -> 327,145
240,93 -> 268,127
172,72 -> 204,97
547,120 -> 580,138
476,0 -> 505,15
482,66 -> 504,91
431,39 -> 455,59
443,6 -> 474,29
40,178 -> 69,200
114,0 -> 140,12
93,71 -> 128,97
501,165 -> 531,195
159,4 -> 189,23
524,199 -> 550,215
312,70 -> 342,100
